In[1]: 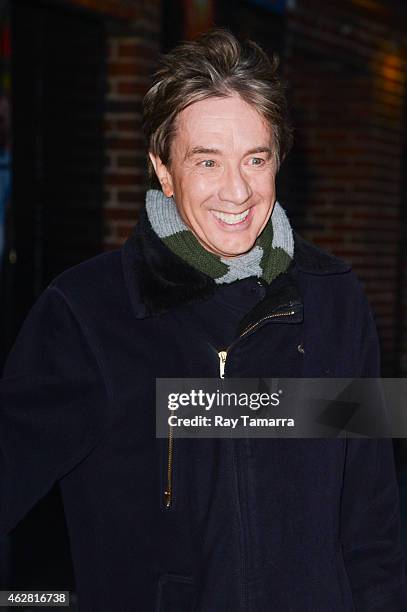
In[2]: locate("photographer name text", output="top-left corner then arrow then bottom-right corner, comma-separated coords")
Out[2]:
168,415 -> 294,428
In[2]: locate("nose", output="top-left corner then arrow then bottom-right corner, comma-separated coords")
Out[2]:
218,163 -> 252,207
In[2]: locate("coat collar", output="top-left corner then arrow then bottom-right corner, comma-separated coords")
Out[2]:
122,206 -> 351,320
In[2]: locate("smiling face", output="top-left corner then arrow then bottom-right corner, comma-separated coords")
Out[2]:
149,94 -> 278,258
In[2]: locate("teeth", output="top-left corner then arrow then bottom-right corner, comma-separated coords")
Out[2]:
212,209 -> 250,225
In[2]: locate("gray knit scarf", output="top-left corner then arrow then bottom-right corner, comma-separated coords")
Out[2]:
145,189 -> 294,284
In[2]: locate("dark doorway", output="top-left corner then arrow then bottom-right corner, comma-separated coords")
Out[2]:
216,0 -> 286,58
2,0 -> 106,364
3,0 -> 107,591
162,0 -> 286,58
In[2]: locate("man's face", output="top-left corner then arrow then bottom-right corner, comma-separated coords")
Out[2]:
150,94 -> 277,258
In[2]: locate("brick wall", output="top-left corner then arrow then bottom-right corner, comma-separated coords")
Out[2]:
61,0 -> 160,248
102,1 -> 161,249
400,122 -> 407,375
401,240 -> 407,376
282,0 -> 407,374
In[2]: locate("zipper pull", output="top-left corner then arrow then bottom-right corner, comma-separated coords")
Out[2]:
164,425 -> 174,508
218,350 -> 227,379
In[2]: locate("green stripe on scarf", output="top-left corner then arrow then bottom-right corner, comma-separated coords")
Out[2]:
145,189 -> 294,284
164,231 -> 229,280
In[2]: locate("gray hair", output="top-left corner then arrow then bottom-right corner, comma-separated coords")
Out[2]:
142,28 -> 293,184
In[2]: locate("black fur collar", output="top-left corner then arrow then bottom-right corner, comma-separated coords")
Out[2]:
122,206 -> 351,319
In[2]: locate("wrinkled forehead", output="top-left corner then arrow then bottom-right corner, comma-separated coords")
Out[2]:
172,95 -> 274,153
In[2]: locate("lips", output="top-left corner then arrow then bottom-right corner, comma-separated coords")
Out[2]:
211,208 -> 250,225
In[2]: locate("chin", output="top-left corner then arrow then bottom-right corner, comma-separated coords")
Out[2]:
201,230 -> 256,258
218,241 -> 255,258
228,237 -> 256,254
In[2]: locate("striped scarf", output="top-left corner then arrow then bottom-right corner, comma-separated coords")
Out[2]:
145,189 -> 294,284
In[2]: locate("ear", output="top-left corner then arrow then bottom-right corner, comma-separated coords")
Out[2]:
149,153 -> 174,197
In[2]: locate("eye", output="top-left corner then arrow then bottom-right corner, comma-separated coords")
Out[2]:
249,157 -> 264,166
201,159 -> 216,168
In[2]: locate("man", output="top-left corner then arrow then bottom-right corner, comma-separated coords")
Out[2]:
1,29 -> 407,611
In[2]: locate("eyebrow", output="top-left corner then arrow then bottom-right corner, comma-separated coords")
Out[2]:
246,146 -> 274,156
185,146 -> 274,160
185,147 -> 221,160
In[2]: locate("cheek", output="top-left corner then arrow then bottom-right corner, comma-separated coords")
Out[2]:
256,180 -> 276,204
253,169 -> 276,189
179,177 -> 215,211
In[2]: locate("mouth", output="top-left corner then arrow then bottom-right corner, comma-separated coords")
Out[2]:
211,208 -> 250,226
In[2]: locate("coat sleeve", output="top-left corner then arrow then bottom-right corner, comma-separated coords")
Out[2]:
0,285 -> 112,536
340,287 -> 407,611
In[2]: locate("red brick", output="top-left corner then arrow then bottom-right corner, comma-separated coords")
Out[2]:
117,154 -> 145,168
106,136 -> 145,151
108,61 -> 151,78
105,173 -> 146,187
117,191 -> 144,204
105,207 -> 139,221
117,224 -> 135,238
116,80 -> 149,96
117,42 -> 157,61
115,118 -> 142,132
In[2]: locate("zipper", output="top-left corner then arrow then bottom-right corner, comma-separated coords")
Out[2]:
164,303 -> 300,508
164,423 -> 174,508
218,350 -> 227,378
219,304 -> 299,597
217,306 -> 298,378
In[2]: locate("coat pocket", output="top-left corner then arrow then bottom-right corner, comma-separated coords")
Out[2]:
156,573 -> 195,612
335,543 -> 356,611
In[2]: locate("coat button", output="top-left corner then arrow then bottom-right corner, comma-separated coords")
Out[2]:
250,279 -> 265,295
297,342 -> 305,354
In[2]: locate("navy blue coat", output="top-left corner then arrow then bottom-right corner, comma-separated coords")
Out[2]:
1,208 -> 407,611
